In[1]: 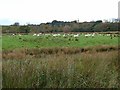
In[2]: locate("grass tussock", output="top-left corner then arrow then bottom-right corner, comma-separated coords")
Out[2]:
2,50 -> 119,88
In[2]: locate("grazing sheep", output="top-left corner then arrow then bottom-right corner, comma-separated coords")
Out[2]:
74,34 -> 79,38
37,34 -> 40,36
18,34 -> 22,36
37,34 -> 39,36
85,34 -> 91,38
37,33 -> 42,36
52,34 -> 59,37
63,34 -> 66,37
91,33 -> 95,38
85,33 -> 95,38
63,34 -> 67,38
33,33 -> 37,36
53,34 -> 57,37
106,34 -> 110,36
12,33 -> 15,36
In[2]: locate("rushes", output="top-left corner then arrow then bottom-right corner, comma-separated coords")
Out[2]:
2,50 -> 119,88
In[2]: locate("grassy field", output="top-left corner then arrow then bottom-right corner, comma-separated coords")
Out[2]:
2,34 -> 118,50
2,33 -> 119,88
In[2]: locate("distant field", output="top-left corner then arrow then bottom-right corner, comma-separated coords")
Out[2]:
2,33 -> 118,50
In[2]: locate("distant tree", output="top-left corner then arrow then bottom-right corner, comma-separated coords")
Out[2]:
93,23 -> 109,32
63,25 -> 71,33
79,22 -> 95,32
71,20 -> 77,23
95,20 -> 102,23
71,23 -> 80,32
2,20 -> 119,34
19,26 -> 30,34
13,22 -> 20,26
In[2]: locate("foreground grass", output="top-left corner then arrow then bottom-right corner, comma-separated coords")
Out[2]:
2,49 -> 119,88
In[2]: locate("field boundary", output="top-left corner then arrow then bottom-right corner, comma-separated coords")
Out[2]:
2,45 -> 119,59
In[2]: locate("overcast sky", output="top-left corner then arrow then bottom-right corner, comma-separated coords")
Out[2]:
0,0 -> 119,25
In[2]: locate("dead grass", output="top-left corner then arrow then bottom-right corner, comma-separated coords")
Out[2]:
2,45 -> 119,60
2,48 -> 119,88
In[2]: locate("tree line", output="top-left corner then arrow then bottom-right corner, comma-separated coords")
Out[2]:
2,20 -> 119,34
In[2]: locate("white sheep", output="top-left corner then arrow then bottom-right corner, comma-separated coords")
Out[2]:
91,33 -> 95,38
37,34 -> 40,36
106,34 -> 110,36
85,34 -> 91,37
74,34 -> 79,37
33,33 -> 37,36
53,34 -> 57,37
85,33 -> 95,38
18,34 -> 22,36
12,33 -> 15,36
63,34 -> 66,37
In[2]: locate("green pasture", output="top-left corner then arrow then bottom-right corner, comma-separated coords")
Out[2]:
2,34 -> 118,50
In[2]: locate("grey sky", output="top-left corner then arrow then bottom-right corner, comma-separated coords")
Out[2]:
0,0 -> 119,25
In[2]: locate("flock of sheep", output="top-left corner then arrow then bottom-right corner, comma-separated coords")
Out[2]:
32,33 -> 118,39
11,32 -> 119,39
